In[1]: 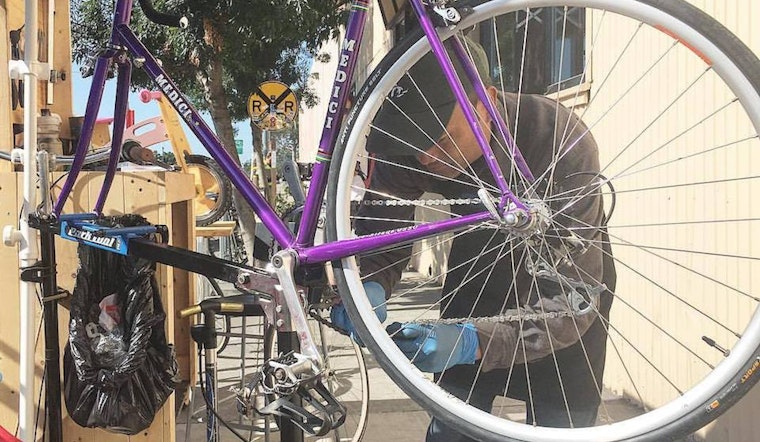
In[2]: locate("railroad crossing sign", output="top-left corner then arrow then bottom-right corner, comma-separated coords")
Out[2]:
247,80 -> 299,131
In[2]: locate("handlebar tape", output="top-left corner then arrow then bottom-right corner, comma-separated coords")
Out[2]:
137,0 -> 188,28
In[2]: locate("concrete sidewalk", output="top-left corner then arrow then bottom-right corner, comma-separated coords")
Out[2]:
176,275 -> 646,441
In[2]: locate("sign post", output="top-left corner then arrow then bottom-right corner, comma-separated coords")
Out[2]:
247,81 -> 299,204
247,83 -> 302,442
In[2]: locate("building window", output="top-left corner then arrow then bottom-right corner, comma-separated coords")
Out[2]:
479,7 -> 586,95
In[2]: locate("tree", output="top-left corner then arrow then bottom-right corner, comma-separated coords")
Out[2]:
71,0 -> 347,262
155,148 -> 177,165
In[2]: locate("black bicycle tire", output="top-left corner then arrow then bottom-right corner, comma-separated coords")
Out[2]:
186,154 -> 233,227
326,0 -> 760,440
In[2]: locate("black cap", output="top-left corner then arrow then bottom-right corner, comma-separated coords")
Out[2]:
367,36 -> 491,156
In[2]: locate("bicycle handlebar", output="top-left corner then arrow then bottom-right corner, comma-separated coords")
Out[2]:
137,0 -> 188,29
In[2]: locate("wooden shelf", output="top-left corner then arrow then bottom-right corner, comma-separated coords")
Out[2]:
195,220 -> 236,238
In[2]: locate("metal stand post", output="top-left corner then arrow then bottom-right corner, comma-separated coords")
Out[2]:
277,331 -> 304,442
38,230 -> 63,441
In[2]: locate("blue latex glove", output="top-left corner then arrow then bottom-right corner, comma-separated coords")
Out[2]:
331,281 -> 387,343
388,322 -> 480,373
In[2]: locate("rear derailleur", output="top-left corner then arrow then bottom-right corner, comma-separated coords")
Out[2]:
233,351 -> 346,436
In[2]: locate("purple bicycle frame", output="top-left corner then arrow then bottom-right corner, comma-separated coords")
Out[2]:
54,0 -> 536,265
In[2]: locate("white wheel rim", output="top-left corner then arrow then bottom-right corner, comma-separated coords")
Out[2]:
333,1 -> 760,440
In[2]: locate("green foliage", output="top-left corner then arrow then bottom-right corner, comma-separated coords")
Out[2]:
154,148 -> 177,165
70,0 -> 348,115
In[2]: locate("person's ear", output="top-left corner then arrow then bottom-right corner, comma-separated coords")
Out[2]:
486,85 -> 499,104
476,86 -> 499,120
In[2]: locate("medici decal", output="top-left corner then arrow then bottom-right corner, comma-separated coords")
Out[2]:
248,81 -> 299,131
155,74 -> 194,122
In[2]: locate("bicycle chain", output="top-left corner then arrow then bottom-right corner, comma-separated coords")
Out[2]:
314,304 -> 578,330
309,307 -> 351,336
327,196 -> 583,327
361,198 -> 484,207
411,310 -> 580,325
226,205 -> 249,264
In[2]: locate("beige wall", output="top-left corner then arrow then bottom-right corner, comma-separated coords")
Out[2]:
582,2 -> 760,440
298,3 -> 393,162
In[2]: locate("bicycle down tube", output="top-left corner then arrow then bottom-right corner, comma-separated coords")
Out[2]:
54,0 -> 536,264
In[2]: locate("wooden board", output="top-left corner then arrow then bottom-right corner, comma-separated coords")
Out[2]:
3,0 -> 74,149
196,220 -> 236,238
0,2 -> 11,158
1,171 -> 195,441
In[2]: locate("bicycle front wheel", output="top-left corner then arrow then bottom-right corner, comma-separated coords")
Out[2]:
327,1 -> 760,440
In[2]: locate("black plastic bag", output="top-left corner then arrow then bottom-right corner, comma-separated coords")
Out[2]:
64,215 -> 179,434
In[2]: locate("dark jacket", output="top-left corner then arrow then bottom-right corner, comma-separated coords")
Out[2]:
357,93 -> 616,377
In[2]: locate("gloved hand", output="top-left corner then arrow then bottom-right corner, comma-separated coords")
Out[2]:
388,322 -> 480,373
330,281 -> 387,343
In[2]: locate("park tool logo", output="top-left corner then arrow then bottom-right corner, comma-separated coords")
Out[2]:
61,222 -> 126,254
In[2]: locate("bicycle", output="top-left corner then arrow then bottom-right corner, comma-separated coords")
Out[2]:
41,0 -> 760,440
186,159 -> 370,442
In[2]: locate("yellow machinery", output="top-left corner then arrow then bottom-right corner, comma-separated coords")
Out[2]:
137,90 -> 231,226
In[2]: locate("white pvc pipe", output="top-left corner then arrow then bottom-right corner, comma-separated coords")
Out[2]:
19,0 -> 40,440
46,0 -> 55,105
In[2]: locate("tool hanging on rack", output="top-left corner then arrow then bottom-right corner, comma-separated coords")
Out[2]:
10,25 -> 25,110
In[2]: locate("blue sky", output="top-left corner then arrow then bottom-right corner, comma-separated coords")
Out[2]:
70,66 -> 255,164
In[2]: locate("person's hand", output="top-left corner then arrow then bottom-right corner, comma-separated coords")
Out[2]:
387,322 -> 480,373
330,281 -> 387,344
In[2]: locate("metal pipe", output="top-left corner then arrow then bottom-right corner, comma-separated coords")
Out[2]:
39,231 -> 63,442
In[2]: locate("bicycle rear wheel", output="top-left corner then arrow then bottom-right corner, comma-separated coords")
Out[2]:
326,1 -> 760,440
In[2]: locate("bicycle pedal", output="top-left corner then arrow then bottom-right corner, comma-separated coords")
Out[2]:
257,380 -> 347,436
